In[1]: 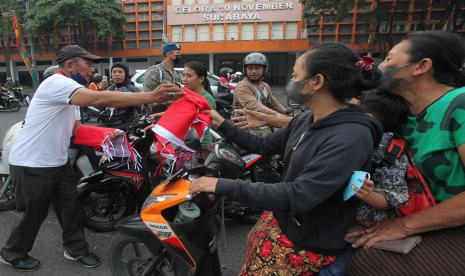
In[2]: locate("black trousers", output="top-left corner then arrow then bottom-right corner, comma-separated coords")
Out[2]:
2,163 -> 89,260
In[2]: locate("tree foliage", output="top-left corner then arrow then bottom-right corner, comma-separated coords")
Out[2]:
27,0 -> 126,48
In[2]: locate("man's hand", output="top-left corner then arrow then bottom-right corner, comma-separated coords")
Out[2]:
202,110 -> 225,126
150,84 -> 184,103
355,179 -> 375,200
231,109 -> 267,129
189,177 -> 219,194
346,218 -> 412,249
108,129 -> 125,140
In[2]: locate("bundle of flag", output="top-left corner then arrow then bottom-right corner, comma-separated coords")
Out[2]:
73,125 -> 142,170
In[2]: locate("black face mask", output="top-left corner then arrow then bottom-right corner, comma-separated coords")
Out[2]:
173,55 -> 181,65
379,64 -> 412,91
286,79 -> 313,105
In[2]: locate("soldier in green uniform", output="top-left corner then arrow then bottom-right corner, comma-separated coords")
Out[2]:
143,43 -> 183,111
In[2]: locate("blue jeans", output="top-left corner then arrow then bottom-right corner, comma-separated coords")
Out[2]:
319,247 -> 354,276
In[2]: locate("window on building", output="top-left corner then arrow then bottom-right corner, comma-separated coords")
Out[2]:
152,31 -> 163,39
323,25 -> 336,33
138,13 -> 149,21
151,21 -> 163,29
139,31 -> 150,39
322,35 -> 335,43
126,14 -> 136,21
138,3 -> 149,11
392,23 -> 406,32
285,22 -> 297,39
126,41 -> 137,49
323,16 -> 336,23
241,23 -> 254,40
308,35 -> 319,44
125,32 -> 137,39
227,24 -> 239,41
171,26 -> 182,42
198,0 -> 208,3
125,4 -> 135,11
152,41 -> 161,48
257,23 -> 269,40
184,25 -> 196,42
184,0 -> 195,4
212,0 -> 224,3
139,41 -> 150,49
271,22 -> 283,39
152,12 -> 163,20
198,25 -> 210,41
126,22 -> 137,31
151,3 -> 163,10
172,0 -> 182,5
339,24 -> 352,33
139,22 -> 149,30
213,24 -> 224,41
339,34 -> 351,44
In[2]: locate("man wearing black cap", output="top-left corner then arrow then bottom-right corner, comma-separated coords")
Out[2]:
0,45 -> 183,272
143,43 -> 182,93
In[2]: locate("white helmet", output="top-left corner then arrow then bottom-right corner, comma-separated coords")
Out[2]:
235,71 -> 243,76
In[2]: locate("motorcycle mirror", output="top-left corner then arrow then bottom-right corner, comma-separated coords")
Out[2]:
184,128 -> 202,152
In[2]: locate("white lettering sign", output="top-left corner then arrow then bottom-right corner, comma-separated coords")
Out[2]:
167,0 -> 301,25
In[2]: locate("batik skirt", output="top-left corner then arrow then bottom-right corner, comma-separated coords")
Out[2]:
240,211 -> 336,276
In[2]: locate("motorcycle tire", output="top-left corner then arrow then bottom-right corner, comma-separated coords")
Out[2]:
0,175 -> 15,211
109,233 -> 176,276
8,101 -> 20,112
79,181 -> 136,232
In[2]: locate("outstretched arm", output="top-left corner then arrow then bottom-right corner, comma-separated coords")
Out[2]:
70,84 -> 183,108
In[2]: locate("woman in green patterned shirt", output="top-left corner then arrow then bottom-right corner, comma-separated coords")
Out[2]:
347,31 -> 465,274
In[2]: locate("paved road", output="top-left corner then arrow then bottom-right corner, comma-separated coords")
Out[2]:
0,87 -> 292,276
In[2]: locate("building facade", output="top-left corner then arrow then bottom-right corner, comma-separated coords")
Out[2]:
306,0 -> 465,57
1,0 -> 463,86
1,0 -> 308,86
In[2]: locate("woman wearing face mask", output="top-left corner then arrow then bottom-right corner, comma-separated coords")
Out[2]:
183,61 -> 216,149
347,31 -> 465,274
96,63 -> 140,130
190,43 -> 383,274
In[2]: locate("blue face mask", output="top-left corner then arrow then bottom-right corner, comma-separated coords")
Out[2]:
71,65 -> 89,85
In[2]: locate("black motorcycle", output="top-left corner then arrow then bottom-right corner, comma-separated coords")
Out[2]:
0,88 -> 21,112
78,115 -> 159,232
10,86 -> 30,106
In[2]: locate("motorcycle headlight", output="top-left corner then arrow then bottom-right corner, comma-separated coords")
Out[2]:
142,194 -> 176,210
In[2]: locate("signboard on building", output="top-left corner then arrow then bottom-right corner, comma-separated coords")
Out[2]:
167,0 -> 302,25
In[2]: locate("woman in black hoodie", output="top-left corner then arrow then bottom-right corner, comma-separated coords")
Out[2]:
190,43 -> 383,275
97,63 -> 140,130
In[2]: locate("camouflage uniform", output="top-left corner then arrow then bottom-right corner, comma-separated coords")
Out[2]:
143,62 -> 182,92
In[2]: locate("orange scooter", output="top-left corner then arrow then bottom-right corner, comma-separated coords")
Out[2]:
108,138 -> 245,276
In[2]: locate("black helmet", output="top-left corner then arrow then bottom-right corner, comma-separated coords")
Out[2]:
43,65 -> 59,80
243,52 -> 268,74
218,67 -> 234,79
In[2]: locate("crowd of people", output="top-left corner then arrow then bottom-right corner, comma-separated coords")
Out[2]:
1,30 -> 464,275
